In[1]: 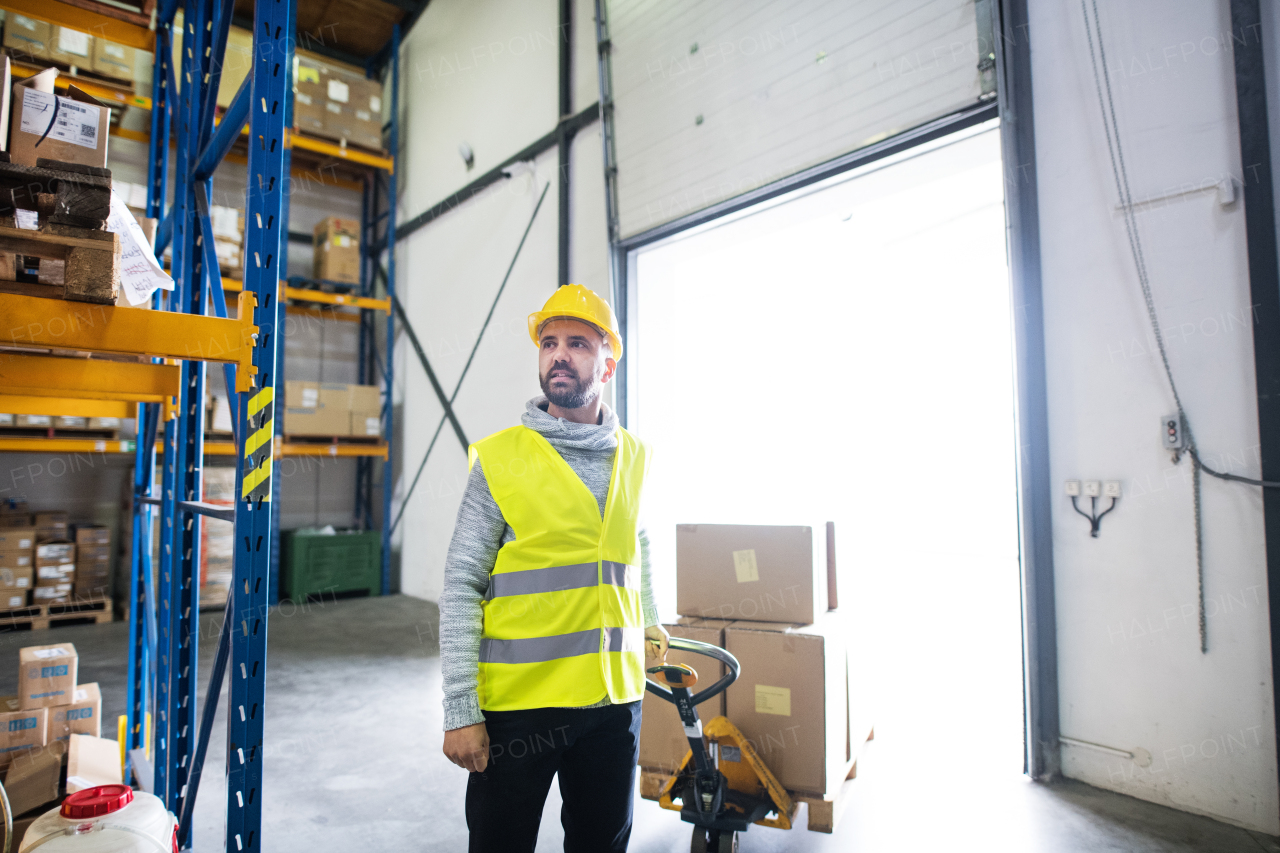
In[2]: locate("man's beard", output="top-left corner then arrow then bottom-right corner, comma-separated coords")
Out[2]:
540,362 -> 600,409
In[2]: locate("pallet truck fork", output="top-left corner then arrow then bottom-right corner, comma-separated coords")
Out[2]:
645,638 -> 796,852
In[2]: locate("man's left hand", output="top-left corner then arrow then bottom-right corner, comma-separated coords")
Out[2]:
644,624 -> 669,663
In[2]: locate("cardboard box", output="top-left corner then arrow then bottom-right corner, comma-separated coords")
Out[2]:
318,64 -> 382,150
49,683 -> 101,742
16,414 -> 50,428
349,384 -> 380,412
34,514 -> 67,529
35,542 -> 74,564
0,566 -> 33,590
35,564 -> 74,583
0,530 -> 35,551
285,380 -> 319,409
73,525 -> 109,546
0,551 -> 32,570
32,584 -> 71,603
283,406 -> 349,437
638,619 -> 734,774
53,416 -> 87,429
312,217 -> 360,284
77,545 -> 110,563
4,743 -> 63,816
49,26 -> 94,67
0,514 -> 32,528
723,615 -> 866,796
3,15 -> 51,60
88,417 -> 120,430
10,72 -> 111,169
17,644 -> 76,709
0,592 -> 27,610
351,411 -> 381,437
91,40 -> 135,81
0,705 -> 47,767
293,55 -> 328,136
676,524 -> 826,624
35,528 -> 67,543
66,734 -> 121,793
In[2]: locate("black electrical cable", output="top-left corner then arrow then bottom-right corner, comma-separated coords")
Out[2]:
1081,0 -> 1280,654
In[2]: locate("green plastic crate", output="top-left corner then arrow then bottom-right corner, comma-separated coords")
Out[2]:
282,529 -> 382,602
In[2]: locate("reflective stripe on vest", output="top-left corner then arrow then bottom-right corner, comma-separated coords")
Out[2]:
469,424 -> 650,712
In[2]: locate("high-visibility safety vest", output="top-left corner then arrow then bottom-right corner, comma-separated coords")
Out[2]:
468,424 -> 650,711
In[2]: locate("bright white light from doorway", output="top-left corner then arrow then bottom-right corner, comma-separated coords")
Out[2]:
632,125 -> 1024,778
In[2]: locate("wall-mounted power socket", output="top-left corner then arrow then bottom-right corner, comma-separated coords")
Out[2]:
1065,480 -> 1081,497
1083,480 -> 1101,497
1162,413 -> 1185,450
1104,481 -> 1122,498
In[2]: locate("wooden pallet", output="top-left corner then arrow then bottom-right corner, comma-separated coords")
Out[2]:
639,726 -> 874,835
0,598 -> 112,632
0,223 -> 119,305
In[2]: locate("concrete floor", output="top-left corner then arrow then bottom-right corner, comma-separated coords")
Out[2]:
1,594 -> 1276,852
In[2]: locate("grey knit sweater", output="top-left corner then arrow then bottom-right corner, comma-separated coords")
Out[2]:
439,396 -> 660,731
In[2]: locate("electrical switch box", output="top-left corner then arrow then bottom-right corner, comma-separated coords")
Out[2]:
1162,414 -> 1185,450
1083,480 -> 1101,498
1065,480 -> 1081,497
1104,481 -> 1121,498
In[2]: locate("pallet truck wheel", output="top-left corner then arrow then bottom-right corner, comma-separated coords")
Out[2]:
690,828 -> 709,853
716,831 -> 739,853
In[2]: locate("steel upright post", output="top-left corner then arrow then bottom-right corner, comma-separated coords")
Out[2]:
226,0 -> 294,847
379,25 -> 400,595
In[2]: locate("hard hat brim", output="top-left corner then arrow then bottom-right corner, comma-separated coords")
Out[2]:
528,311 -> 623,360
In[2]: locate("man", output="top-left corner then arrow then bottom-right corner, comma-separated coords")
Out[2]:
440,284 -> 669,853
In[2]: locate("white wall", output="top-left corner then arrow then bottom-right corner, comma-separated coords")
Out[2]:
1030,0 -> 1278,833
394,0 -> 609,601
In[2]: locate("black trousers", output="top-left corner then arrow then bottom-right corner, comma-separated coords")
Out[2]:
466,701 -> 642,853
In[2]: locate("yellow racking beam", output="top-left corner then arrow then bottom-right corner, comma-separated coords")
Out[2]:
0,353 -> 180,405
0,395 -> 132,418
0,0 -> 153,50
10,62 -> 151,110
0,437 -> 136,453
0,291 -> 260,392
179,441 -> 387,458
220,277 -> 390,314
287,131 -> 394,173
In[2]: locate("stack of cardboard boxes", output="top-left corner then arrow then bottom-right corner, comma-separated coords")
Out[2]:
295,55 -> 383,151
0,504 -> 111,609
312,216 -> 361,284
0,509 -> 34,610
0,642 -> 120,846
283,380 -> 381,438
639,523 -> 871,803
2,17 -> 139,82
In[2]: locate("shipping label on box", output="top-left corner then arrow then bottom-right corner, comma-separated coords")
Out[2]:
0,593 -> 27,610
35,541 -> 74,563
50,26 -> 93,64
0,530 -> 35,551
0,705 -> 47,760
17,644 -> 77,709
49,683 -> 101,741
351,412 -> 381,437
35,564 -> 74,582
676,524 -> 825,623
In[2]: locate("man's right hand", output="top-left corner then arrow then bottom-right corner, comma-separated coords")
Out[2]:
443,722 -> 490,773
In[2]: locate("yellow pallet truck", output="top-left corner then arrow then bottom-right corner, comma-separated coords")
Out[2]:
645,638 -> 796,853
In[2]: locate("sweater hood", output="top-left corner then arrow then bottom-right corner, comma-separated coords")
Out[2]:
522,395 -> 618,453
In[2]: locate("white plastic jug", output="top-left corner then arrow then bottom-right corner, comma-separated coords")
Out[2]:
18,785 -> 176,852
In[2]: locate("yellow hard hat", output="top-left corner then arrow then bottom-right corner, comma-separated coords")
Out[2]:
528,284 -> 623,360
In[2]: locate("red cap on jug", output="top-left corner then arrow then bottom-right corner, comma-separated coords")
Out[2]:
62,785 -> 134,819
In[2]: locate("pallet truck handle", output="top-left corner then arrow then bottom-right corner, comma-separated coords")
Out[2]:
644,637 -> 740,707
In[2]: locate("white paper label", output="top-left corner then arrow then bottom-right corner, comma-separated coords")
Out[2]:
31,648 -> 70,659
327,79 -> 349,103
13,16 -> 37,30
20,89 -> 101,150
754,685 -> 791,716
355,110 -> 371,122
3,698 -> 18,711
364,417 -> 379,435
369,95 -> 381,112
301,388 -> 318,408
105,43 -> 126,58
57,29 -> 90,56
732,549 -> 759,583
296,92 -> 312,106
66,776 -> 94,789
107,190 -> 174,306
326,102 -> 342,115
335,235 -> 350,248
74,689 -> 87,701
14,209 -> 38,230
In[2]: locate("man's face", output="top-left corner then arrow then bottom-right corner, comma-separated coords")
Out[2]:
538,318 -> 615,409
